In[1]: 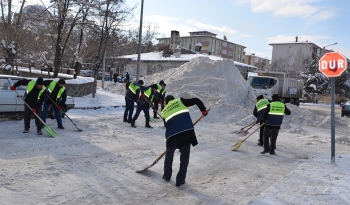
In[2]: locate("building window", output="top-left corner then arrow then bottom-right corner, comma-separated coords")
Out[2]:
229,44 -> 233,49
229,51 -> 233,56
222,50 -> 227,55
222,42 -> 227,47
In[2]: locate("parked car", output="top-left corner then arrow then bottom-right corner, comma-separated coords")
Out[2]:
0,75 -> 75,119
79,70 -> 94,77
97,71 -> 110,80
339,99 -> 348,107
341,101 -> 350,117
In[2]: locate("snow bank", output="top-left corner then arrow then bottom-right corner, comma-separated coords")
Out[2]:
143,57 -> 256,108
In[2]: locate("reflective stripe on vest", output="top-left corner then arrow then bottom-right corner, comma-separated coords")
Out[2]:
26,80 -> 46,100
256,99 -> 269,112
265,101 -> 285,126
156,84 -> 166,95
161,98 -> 189,122
138,87 -> 153,104
268,101 -> 285,115
129,82 -> 140,94
143,87 -> 152,98
48,81 -> 65,100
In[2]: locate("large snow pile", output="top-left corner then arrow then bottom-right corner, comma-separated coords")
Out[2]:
143,57 -> 256,108
103,57 -> 349,130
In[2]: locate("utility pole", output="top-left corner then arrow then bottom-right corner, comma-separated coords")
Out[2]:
136,0 -> 144,81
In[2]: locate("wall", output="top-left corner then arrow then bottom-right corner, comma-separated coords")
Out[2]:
0,69 -> 96,97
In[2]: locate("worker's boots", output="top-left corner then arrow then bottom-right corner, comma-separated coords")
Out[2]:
153,111 -> 159,119
131,120 -> 136,128
145,118 -> 153,128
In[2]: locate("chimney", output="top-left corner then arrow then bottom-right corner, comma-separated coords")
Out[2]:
295,36 -> 298,42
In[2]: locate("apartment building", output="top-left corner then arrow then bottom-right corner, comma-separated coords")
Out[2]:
269,36 -> 330,79
157,31 -> 246,63
244,53 -> 271,71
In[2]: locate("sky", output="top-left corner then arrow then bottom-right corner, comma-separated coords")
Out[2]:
20,0 -> 350,60
124,0 -> 350,60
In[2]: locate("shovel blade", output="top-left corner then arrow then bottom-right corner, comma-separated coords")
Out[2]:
237,131 -> 249,136
231,141 -> 243,151
44,124 -> 58,138
231,129 -> 243,134
150,117 -> 156,123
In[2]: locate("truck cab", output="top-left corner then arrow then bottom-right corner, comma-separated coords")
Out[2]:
248,76 -> 279,100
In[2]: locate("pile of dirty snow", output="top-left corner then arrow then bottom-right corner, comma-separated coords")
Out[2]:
142,57 -> 256,109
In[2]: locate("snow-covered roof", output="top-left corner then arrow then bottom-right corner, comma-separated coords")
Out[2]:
116,52 -> 223,62
116,52 -> 257,69
269,41 -> 321,48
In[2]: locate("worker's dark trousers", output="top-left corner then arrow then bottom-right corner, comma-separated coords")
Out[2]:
24,105 -> 42,131
124,97 -> 135,123
259,120 -> 264,145
163,141 -> 190,184
263,127 -> 279,153
132,102 -> 150,125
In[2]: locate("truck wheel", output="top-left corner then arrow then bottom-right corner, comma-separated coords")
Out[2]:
289,99 -> 295,105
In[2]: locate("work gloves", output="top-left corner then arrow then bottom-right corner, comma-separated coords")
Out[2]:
10,86 -> 16,91
201,110 -> 209,116
32,108 -> 37,113
141,94 -> 146,98
57,105 -> 61,110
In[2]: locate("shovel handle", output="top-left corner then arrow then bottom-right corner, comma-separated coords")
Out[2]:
241,121 -> 257,130
13,89 -> 46,125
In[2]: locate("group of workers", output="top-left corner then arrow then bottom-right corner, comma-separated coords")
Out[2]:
10,77 -> 67,135
253,94 -> 291,155
9,75 -> 292,187
123,79 -> 209,186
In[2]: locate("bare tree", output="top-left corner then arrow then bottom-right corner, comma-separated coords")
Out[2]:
0,0 -> 26,74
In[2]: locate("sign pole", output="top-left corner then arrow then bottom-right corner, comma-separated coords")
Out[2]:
319,51 -> 348,164
331,77 -> 335,163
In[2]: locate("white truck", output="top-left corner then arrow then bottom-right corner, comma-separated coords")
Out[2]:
248,71 -> 304,106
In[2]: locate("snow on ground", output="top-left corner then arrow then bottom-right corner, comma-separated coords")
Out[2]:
1,57 -> 350,205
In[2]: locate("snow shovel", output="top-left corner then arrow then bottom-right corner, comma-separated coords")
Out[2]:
46,95 -> 83,132
149,117 -> 156,123
144,97 -> 164,121
233,121 -> 257,136
230,123 -> 264,151
237,121 -> 258,136
13,90 -> 58,138
135,108 -> 210,173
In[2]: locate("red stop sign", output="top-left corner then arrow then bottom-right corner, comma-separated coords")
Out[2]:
319,52 -> 348,77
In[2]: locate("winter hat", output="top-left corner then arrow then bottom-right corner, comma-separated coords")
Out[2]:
138,80 -> 144,85
165,95 -> 175,104
58,79 -> 66,85
159,80 -> 165,85
272,94 -> 280,101
151,84 -> 158,89
36,77 -> 44,85
257,95 -> 264,100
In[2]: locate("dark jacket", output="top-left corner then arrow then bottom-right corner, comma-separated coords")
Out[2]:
126,73 -> 130,81
138,85 -> 156,107
43,80 -> 67,106
13,79 -> 46,109
263,100 -> 291,129
125,82 -> 141,102
165,97 -> 206,149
